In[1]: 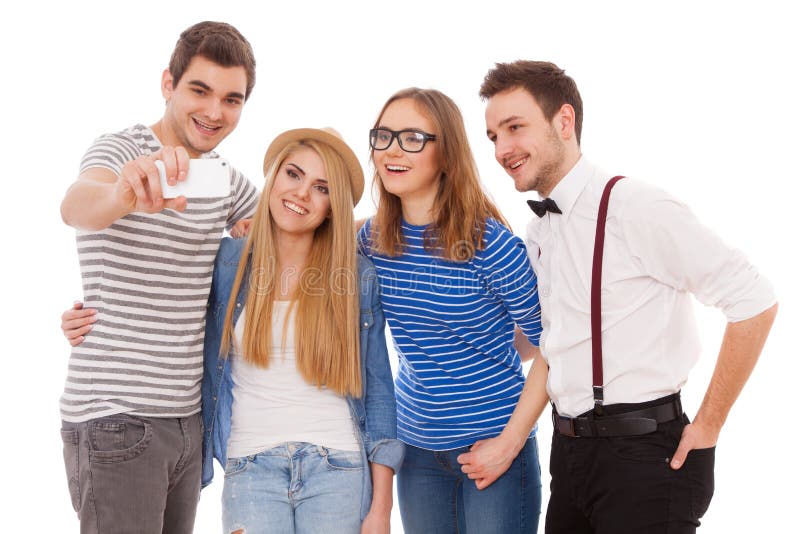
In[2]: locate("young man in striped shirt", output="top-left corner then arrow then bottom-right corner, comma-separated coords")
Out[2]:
58,22 -> 259,534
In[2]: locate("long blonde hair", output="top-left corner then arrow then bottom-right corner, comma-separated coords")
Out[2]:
220,139 -> 361,397
370,88 -> 508,261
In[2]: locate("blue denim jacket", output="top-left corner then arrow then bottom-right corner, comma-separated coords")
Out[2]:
201,238 -> 404,519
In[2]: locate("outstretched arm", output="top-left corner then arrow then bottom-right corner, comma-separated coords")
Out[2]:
61,147 -> 189,230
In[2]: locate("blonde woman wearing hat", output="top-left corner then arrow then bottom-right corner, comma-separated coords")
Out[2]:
201,128 -> 403,534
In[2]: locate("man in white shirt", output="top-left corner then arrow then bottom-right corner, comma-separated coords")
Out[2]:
480,60 -> 777,533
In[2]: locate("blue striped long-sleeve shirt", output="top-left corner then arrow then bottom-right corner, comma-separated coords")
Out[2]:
358,218 -> 542,450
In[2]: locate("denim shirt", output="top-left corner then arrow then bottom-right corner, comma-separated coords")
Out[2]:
201,238 -> 404,520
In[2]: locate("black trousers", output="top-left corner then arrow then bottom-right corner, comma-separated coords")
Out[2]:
545,395 -> 715,534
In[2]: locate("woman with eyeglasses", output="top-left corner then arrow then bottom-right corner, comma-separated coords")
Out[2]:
358,88 -> 548,533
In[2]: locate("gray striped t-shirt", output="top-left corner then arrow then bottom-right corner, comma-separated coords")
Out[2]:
60,124 -> 259,423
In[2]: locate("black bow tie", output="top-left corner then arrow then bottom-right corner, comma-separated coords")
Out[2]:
527,198 -> 562,218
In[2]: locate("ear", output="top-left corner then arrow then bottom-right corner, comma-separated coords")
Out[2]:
161,68 -> 175,101
555,104 -> 576,141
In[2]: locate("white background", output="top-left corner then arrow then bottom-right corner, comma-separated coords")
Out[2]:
1,1 -> 797,532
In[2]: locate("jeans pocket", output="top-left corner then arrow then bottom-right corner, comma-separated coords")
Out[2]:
224,456 -> 249,478
322,448 -> 363,471
604,433 -> 674,464
88,416 -> 152,463
686,446 -> 716,519
60,429 -> 80,512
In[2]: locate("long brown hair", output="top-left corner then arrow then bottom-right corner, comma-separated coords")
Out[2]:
370,88 -> 508,261
220,139 -> 361,396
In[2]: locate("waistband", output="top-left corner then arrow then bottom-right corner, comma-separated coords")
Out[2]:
552,393 -> 682,438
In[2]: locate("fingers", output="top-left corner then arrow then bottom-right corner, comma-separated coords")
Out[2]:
62,311 -> 97,331
231,219 -> 252,238
66,323 -> 94,346
160,146 -> 179,186
164,196 -> 188,213
475,474 -> 499,490
62,304 -> 97,346
670,435 -> 693,470
138,157 -> 165,210
120,160 -> 152,209
154,146 -> 190,186
175,146 -> 190,183
456,451 -> 472,466
61,305 -> 96,324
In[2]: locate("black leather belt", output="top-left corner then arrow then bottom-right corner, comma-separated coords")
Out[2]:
553,396 -> 682,438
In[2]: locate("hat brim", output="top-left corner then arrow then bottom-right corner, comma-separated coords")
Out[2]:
263,128 -> 365,205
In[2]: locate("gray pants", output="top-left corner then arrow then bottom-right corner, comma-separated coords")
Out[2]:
60,413 -> 202,534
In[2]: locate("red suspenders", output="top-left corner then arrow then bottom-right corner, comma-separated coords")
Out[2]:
591,176 -> 626,416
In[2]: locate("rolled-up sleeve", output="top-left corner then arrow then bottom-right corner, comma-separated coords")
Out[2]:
621,190 -> 776,322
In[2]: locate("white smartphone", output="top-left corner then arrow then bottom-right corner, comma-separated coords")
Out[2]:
155,158 -> 231,199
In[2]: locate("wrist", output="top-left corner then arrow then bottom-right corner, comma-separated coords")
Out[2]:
497,428 -> 526,456
367,499 -> 392,517
690,412 -> 723,439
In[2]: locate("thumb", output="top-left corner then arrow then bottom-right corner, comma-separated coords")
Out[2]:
470,439 -> 486,451
165,196 -> 188,213
72,301 -> 84,310
670,436 -> 692,470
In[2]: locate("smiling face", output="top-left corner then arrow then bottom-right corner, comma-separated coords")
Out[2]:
157,55 -> 247,157
268,145 -> 331,241
485,87 -> 573,196
372,98 -> 441,207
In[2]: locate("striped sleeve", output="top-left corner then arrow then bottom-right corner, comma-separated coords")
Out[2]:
225,166 -> 259,229
79,133 -> 142,175
476,220 -> 542,346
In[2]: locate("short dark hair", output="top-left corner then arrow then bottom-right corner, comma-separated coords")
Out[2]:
168,21 -> 256,100
480,60 -> 583,144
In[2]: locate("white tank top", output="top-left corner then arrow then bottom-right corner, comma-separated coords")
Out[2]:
226,301 -> 359,458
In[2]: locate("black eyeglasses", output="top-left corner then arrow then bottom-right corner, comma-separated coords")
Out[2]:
369,128 -> 437,153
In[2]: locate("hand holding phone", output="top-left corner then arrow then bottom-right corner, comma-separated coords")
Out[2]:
156,159 -> 231,199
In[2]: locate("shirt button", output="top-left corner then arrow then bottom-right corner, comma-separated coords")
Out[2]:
236,302 -> 241,308
363,322 -> 369,327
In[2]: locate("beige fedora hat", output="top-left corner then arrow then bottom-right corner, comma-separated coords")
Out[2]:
263,128 -> 364,204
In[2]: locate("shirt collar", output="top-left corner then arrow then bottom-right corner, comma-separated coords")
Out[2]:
547,155 -> 591,220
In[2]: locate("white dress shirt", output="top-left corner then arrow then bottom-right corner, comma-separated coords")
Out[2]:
526,156 -> 776,417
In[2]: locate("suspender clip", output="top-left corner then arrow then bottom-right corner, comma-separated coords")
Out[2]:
593,386 -> 605,416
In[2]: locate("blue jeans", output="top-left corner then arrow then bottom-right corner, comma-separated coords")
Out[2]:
221,442 -> 364,534
398,436 -> 541,534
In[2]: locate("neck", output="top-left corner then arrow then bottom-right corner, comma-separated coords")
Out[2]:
540,149 -> 581,198
150,119 -> 201,158
274,231 -> 314,299
399,190 -> 436,226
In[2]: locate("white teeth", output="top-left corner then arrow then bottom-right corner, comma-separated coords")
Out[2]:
194,118 -> 220,131
509,157 -> 528,170
387,165 -> 410,172
283,200 -> 307,215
